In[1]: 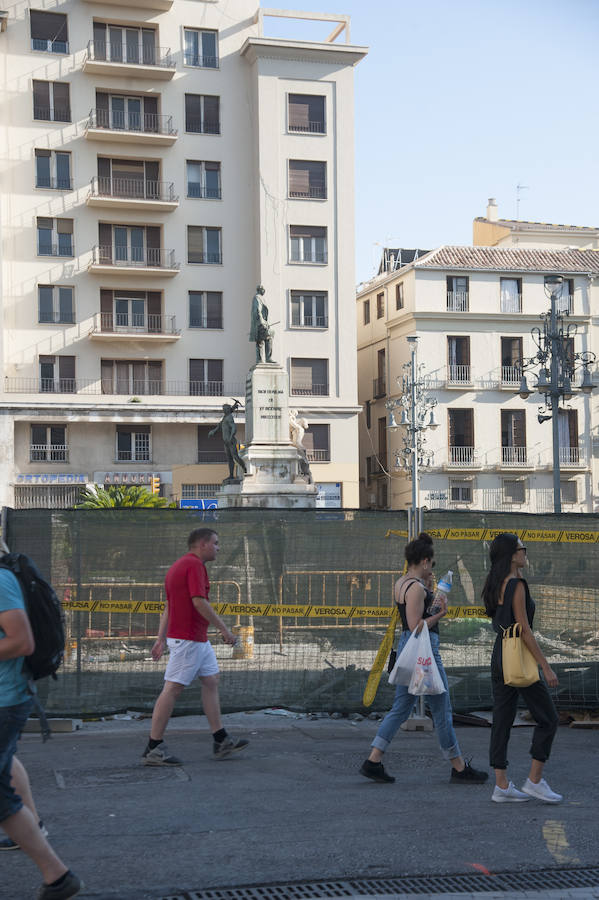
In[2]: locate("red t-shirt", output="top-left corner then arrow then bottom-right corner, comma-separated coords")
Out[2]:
165,552 -> 210,642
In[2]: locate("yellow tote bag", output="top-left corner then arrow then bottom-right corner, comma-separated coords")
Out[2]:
502,623 -> 539,687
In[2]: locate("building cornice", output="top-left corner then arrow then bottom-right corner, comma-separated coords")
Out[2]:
240,37 -> 368,67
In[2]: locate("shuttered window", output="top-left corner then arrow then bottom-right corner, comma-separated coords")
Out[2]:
288,94 -> 325,133
288,161 -> 327,199
33,80 -> 70,122
189,359 -> 223,396
30,10 -> 68,53
290,358 -> 328,396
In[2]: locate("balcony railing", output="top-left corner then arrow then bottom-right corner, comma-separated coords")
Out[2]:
187,183 -> 222,199
373,376 -> 386,398
289,186 -> 327,199
291,316 -> 328,328
500,295 -> 522,314
40,378 -> 76,394
557,295 -> 574,315
183,52 -> 218,68
291,383 -> 329,396
501,365 -> 522,385
33,106 -> 70,123
36,175 -> 72,190
288,121 -> 325,134
306,449 -> 330,462
90,176 -> 177,202
447,364 -> 471,384
5,378 -> 245,396
31,38 -> 68,53
447,291 -> 469,312
37,239 -> 73,257
559,446 -> 583,465
448,446 -> 476,466
189,381 -> 224,396
93,312 -> 179,335
86,40 -> 174,69
88,108 -> 176,136
39,312 -> 75,325
91,246 -> 178,269
190,318 -> 223,329
501,446 -> 528,466
198,450 -> 228,464
290,251 -> 328,264
29,444 -> 69,462
117,450 -> 150,462
185,118 -> 220,135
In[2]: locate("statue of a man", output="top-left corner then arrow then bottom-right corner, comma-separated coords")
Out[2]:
208,400 -> 247,481
249,284 -> 274,364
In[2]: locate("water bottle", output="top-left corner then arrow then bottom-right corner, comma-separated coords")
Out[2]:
428,570 -> 453,615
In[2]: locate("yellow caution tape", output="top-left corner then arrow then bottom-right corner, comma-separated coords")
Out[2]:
62,599 -> 399,617
362,606 -> 399,708
386,528 -> 599,543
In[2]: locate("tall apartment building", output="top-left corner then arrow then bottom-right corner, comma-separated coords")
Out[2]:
0,1 -> 366,509
357,246 -> 599,513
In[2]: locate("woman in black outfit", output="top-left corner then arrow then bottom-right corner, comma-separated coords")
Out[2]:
482,533 -> 561,803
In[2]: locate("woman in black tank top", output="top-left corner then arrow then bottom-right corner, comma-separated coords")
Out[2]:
359,532 -> 488,785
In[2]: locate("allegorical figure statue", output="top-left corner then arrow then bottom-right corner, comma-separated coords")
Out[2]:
289,408 -> 313,483
208,400 -> 247,482
249,284 -> 274,364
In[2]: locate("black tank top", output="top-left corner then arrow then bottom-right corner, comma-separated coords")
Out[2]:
396,577 -> 439,634
491,577 -> 535,676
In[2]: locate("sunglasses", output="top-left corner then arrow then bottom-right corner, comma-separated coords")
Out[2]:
518,546 -> 527,553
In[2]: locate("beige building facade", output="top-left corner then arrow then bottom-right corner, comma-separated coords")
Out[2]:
0,1 -> 366,509
357,246 -> 599,514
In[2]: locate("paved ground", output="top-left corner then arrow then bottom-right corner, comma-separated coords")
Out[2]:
3,712 -> 597,900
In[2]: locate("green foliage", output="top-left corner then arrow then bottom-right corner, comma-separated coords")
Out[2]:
76,484 -> 176,509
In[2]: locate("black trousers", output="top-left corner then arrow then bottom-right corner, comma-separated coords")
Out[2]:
489,672 -> 559,769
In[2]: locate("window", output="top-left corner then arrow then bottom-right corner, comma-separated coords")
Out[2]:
363,299 -> 370,325
30,10 -> 68,53
37,218 -> 73,256
92,23 -> 157,65
560,480 -> 578,504
562,336 -> 575,379
503,479 -> 526,504
186,161 -> 221,199
97,224 -> 162,267
95,92 -> 159,133
198,425 -> 227,463
290,292 -> 327,328
184,28 -> 218,67
96,158 -> 162,200
447,336 -> 471,384
501,337 -> 523,384
290,358 -> 328,396
288,160 -> 327,199
189,359 -> 223,395
39,355 -> 75,393
289,226 -> 327,263
448,409 -> 474,464
304,424 -> 330,462
558,409 -> 579,464
396,283 -> 404,310
101,360 -> 163,395
376,292 -> 385,319
500,278 -> 522,313
30,425 -> 67,462
187,226 -> 222,264
116,425 -> 150,462
373,349 -> 385,398
556,278 -> 574,315
185,94 -> 220,134
189,291 -> 223,328
100,289 -> 163,333
378,416 -> 387,463
38,285 -> 74,324
450,479 -> 473,503
288,94 -> 325,133
35,150 -> 71,190
446,276 -> 469,311
181,483 -> 221,498
33,80 -> 70,122
501,410 -> 527,464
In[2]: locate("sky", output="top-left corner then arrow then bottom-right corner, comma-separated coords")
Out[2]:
262,0 -> 599,283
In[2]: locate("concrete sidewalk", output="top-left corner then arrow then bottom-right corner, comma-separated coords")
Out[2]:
3,712 -> 597,900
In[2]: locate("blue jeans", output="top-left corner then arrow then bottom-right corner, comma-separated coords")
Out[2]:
372,630 -> 461,760
0,699 -> 33,823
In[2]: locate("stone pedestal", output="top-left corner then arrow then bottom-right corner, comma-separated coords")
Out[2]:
218,362 -> 317,509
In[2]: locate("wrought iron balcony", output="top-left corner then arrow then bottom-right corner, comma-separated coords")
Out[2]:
289,186 -> 327,199
559,446 -> 584,466
501,365 -> 522,385
447,364 -> 471,385
91,312 -> 180,337
291,383 -> 329,396
306,449 -> 330,462
33,106 -> 70,123
446,291 -> 469,312
90,246 -> 178,271
5,377 -> 245,397
87,108 -> 177,139
448,446 -> 477,467
29,444 -> 69,462
89,176 -> 177,203
85,40 -> 175,70
501,446 -> 528,466
288,121 -> 325,134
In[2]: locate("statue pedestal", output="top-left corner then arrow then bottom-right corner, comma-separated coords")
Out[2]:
218,362 -> 317,509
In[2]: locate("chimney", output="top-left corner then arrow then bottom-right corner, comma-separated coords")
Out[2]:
486,198 -> 498,222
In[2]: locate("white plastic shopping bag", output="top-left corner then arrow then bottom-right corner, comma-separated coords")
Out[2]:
388,628 -> 421,686
407,622 -> 446,695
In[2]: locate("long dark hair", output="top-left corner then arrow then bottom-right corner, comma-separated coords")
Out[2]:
481,532 -> 520,617
405,532 -> 434,566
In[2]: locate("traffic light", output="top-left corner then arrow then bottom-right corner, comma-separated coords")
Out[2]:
151,475 -> 160,495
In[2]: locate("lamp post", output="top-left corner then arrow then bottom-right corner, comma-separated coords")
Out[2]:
386,336 -> 438,537
518,274 -> 596,514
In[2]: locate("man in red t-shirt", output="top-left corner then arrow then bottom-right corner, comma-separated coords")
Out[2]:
142,528 -> 249,765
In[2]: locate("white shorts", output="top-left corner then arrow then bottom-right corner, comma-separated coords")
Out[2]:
164,638 -> 219,686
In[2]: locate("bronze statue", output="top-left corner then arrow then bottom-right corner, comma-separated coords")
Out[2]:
209,400 -> 247,481
249,284 -> 274,363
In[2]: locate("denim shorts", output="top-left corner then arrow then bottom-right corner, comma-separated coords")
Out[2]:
0,698 -> 33,823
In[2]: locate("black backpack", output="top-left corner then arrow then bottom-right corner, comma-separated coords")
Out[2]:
0,552 -> 65,682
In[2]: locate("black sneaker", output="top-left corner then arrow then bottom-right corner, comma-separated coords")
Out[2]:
213,737 -> 249,760
0,820 -> 48,851
37,869 -> 83,900
142,742 -> 183,766
450,759 -> 489,784
359,759 -> 395,783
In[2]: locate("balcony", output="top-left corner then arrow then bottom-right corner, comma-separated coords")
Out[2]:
89,246 -> 179,277
447,365 -> 471,386
89,313 -> 180,342
291,316 -> 328,329
373,376 -> 386,399
189,381 -> 224,396
198,451 -> 228,464
29,444 -> 69,462
82,0 -> 172,8
289,186 -> 327,200
5,378 -> 244,397
448,446 -> 478,467
306,449 -> 330,462
559,446 -> 585,467
501,365 -> 522,387
501,446 -> 529,467
447,291 -> 469,312
289,121 -> 325,134
87,176 -> 178,212
291,384 -> 329,397
85,110 -> 178,147
83,41 -> 176,80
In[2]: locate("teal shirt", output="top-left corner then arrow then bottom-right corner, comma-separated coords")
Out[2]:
0,568 -> 30,707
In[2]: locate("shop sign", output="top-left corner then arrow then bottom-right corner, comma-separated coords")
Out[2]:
94,471 -> 173,485
16,474 -> 88,485
180,498 -> 218,510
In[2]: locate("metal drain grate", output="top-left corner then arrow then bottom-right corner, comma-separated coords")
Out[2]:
161,865 -> 599,899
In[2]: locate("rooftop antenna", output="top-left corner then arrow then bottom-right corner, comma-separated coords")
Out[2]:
516,183 -> 529,219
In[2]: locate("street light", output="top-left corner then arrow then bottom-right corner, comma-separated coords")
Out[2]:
519,274 -> 596,514
386,335 -> 438,537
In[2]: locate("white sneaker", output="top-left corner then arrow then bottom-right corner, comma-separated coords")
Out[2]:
521,777 -> 562,803
492,781 -> 531,803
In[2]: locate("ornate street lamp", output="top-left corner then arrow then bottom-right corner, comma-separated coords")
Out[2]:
518,274 -> 596,514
